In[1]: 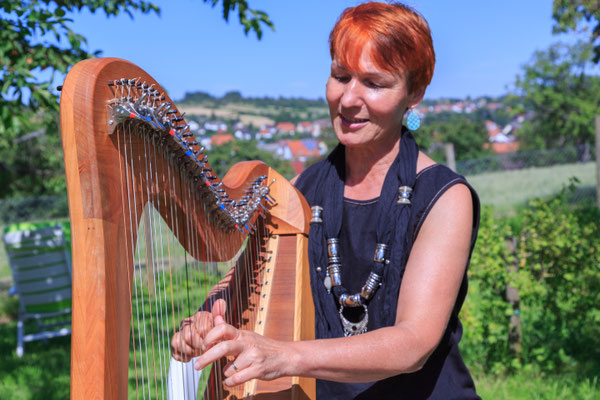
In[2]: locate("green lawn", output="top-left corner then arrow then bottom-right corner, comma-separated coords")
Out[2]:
475,371 -> 599,399
467,161 -> 596,212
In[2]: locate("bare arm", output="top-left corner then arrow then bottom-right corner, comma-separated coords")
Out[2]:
193,183 -> 474,385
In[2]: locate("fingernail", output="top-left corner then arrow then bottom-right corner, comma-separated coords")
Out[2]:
201,344 -> 206,352
194,360 -> 202,370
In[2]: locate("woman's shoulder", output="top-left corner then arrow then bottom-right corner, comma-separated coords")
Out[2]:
292,158 -> 330,197
415,151 -> 463,184
411,153 -> 480,243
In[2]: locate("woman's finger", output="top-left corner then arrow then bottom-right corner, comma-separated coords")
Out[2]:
212,299 -> 227,325
190,312 -> 213,349
171,331 -> 198,362
202,323 -> 239,351
194,339 -> 244,370
222,364 -> 261,387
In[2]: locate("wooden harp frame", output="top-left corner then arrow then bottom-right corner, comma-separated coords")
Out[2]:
60,58 -> 315,399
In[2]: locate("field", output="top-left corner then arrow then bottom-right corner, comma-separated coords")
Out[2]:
178,104 -> 276,127
466,161 -> 596,211
177,101 -> 329,126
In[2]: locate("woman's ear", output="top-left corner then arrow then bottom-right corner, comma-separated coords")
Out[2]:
409,87 -> 426,109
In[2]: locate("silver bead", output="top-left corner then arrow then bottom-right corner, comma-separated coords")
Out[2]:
397,186 -> 413,205
328,264 -> 342,287
361,272 -> 382,300
310,205 -> 323,223
339,293 -> 362,307
373,243 -> 389,263
327,238 -> 340,257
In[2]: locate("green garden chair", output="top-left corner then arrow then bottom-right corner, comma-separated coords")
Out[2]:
3,224 -> 72,357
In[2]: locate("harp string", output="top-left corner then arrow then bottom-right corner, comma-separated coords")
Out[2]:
145,127 -> 170,397
115,105 -> 266,400
121,121 -> 144,399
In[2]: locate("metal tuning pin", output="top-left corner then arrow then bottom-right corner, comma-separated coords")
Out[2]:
397,186 -> 413,205
310,206 -> 323,224
105,76 -> 273,233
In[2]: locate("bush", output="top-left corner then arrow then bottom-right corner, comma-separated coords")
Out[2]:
461,182 -> 600,376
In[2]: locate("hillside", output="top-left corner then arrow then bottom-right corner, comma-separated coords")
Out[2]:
176,90 -> 330,126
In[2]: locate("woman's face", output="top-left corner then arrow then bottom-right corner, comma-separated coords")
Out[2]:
326,46 -> 419,151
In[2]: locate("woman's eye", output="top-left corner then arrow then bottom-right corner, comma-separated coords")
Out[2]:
366,80 -> 382,89
333,74 -> 350,83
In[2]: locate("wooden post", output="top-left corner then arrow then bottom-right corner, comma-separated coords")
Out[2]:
595,116 -> 600,207
505,237 -> 522,358
445,143 -> 456,172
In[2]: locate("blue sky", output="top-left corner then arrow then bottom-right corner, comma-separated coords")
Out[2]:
67,0 -> 577,101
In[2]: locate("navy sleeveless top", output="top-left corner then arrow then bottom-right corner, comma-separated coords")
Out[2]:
295,162 -> 481,399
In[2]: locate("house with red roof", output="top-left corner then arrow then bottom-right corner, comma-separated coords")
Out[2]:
210,133 -> 235,147
276,122 -> 296,135
296,121 -> 314,135
311,118 -> 332,137
277,139 -> 325,174
484,120 -> 519,154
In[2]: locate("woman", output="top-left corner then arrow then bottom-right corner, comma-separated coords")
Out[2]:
172,2 -> 480,398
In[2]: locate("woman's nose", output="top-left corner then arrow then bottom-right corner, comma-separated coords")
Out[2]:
340,80 -> 362,109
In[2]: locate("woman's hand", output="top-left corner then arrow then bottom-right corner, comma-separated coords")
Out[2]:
170,299 -> 227,362
194,323 -> 295,387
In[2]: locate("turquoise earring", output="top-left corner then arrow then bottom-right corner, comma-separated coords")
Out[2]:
406,108 -> 421,131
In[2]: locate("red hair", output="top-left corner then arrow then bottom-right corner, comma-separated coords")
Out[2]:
329,1 -> 435,95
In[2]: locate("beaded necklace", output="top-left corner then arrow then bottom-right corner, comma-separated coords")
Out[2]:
307,129 -> 418,337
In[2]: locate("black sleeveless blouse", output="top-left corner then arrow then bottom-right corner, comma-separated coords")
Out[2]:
295,162 -> 481,399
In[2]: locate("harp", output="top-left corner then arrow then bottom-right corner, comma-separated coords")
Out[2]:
60,58 -> 315,399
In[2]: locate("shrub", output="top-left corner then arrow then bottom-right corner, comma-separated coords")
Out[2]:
461,183 -> 600,376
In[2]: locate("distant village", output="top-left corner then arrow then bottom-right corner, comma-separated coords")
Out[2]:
182,97 -> 523,174
416,99 -> 523,154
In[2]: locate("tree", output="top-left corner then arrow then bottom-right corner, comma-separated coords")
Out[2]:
418,113 -> 491,162
511,41 -> 600,151
208,140 -> 294,180
0,0 -> 273,198
553,0 -> 600,62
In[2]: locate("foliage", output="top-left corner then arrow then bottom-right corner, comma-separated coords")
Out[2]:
462,183 -> 600,376
514,184 -> 600,374
0,0 -> 272,199
418,113 -> 491,161
510,41 -> 600,151
461,206 -> 514,374
180,90 -> 327,109
553,0 -> 600,62
207,140 -> 295,180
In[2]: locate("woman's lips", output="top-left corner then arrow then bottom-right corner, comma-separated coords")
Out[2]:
340,113 -> 369,127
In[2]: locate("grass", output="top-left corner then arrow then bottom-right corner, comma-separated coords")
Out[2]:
0,321 -> 71,400
0,278 -> 71,400
466,161 -> 596,212
475,371 -> 599,399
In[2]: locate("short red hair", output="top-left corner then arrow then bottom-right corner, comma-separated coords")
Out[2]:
329,1 -> 435,95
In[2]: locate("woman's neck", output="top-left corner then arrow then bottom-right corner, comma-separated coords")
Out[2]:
343,137 -> 400,200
